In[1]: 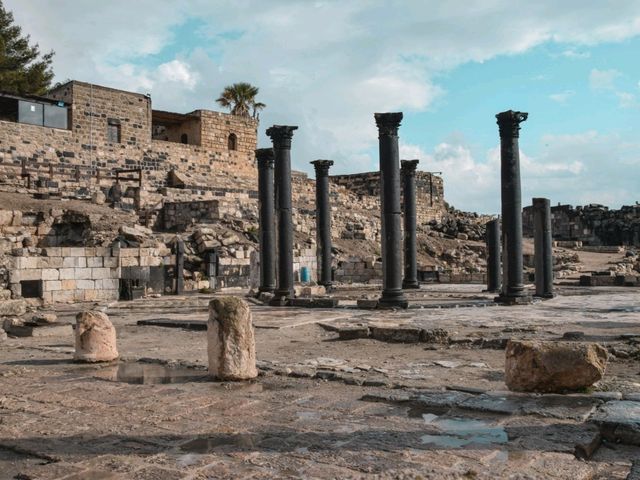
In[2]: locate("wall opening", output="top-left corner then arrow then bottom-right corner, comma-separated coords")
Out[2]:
228,133 -> 237,151
107,119 -> 121,143
180,133 -> 188,144
20,280 -> 43,298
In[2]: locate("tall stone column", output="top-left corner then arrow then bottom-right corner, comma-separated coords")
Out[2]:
485,219 -> 501,293
532,197 -> 555,298
175,237 -> 185,295
256,148 -> 276,294
266,125 -> 298,305
375,112 -> 408,309
401,159 -> 420,289
496,110 -> 530,304
311,160 -> 334,289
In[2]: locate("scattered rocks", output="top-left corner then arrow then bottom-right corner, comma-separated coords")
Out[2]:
505,340 -> 608,393
207,296 -> 257,381
421,328 -> 450,344
31,312 -> 57,325
74,311 -> 119,362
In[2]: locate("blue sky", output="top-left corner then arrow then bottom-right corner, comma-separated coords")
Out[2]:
7,1 -> 640,213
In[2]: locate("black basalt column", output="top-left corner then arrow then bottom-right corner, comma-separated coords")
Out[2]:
266,125 -> 298,305
485,219 -> 501,293
311,160 -> 334,289
175,237 -> 185,295
532,197 -> 555,298
401,159 -> 420,289
256,148 -> 276,294
496,110 -> 530,304
375,112 -> 409,309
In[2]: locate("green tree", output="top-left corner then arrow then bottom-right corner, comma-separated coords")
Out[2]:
0,1 -> 54,96
216,82 -> 265,118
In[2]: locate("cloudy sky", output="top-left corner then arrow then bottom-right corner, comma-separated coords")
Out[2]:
6,0 -> 640,213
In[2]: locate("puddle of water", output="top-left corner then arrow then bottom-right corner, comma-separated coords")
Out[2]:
94,363 -> 208,385
407,405 -> 450,418
419,415 -> 508,449
297,411 -> 320,421
180,434 -> 257,453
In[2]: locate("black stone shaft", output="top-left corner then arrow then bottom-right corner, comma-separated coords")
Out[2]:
401,159 -> 420,289
485,219 -> 501,293
256,148 -> 276,293
311,160 -> 334,288
266,125 -> 298,303
375,112 -> 408,309
532,197 -> 555,298
175,237 -> 185,295
496,110 -> 528,300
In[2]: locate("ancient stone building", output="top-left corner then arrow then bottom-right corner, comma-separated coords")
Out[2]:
0,81 -> 259,193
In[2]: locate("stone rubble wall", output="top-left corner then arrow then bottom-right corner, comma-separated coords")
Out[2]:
523,203 -> 640,247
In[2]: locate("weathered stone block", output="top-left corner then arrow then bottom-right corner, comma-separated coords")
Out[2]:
207,296 -> 257,380
505,340 -> 608,393
74,268 -> 93,280
74,311 -> 118,362
0,299 -> 27,316
44,280 -> 62,291
41,269 -> 59,281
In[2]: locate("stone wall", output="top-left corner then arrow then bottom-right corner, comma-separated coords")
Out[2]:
523,203 -> 640,246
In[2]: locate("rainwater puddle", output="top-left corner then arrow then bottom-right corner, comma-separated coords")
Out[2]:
608,306 -> 640,313
419,414 -> 508,449
94,362 -> 208,384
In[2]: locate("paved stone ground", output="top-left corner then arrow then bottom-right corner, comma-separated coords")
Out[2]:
1,284 -> 639,479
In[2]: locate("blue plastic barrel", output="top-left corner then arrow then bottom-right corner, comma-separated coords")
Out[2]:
300,266 -> 310,283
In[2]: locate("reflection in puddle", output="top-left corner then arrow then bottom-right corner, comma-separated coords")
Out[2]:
94,363 -> 208,384
419,415 -> 508,448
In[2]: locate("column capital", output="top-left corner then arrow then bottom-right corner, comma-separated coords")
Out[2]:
400,159 -> 419,176
266,125 -> 298,149
311,159 -> 334,176
496,110 -> 528,138
374,112 -> 403,137
255,148 -> 274,169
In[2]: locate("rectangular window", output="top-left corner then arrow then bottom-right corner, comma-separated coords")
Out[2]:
107,119 -> 121,143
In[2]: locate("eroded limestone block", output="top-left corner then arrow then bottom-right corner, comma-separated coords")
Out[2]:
208,296 -> 257,380
0,299 -> 26,317
505,340 -> 608,393
31,312 -> 57,325
74,311 -> 118,362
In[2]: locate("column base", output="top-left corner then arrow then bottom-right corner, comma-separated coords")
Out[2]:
494,294 -> 533,305
378,290 -> 409,309
402,280 -> 420,289
534,292 -> 556,299
268,295 -> 290,307
258,286 -> 276,294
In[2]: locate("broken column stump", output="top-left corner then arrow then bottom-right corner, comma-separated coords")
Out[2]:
208,296 -> 258,381
74,311 -> 119,362
505,339 -> 608,393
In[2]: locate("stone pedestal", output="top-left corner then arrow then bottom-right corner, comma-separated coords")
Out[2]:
401,159 -> 420,289
74,311 -> 118,362
533,197 -> 555,298
311,160 -> 334,289
208,296 -> 257,380
495,110 -> 531,305
375,112 -> 408,309
256,148 -> 276,293
485,219 -> 501,293
266,125 -> 298,305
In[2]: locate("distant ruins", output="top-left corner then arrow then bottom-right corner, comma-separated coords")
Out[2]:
0,81 -> 456,305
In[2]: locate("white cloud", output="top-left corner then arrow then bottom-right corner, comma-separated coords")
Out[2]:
157,60 -> 198,89
559,48 -> 591,59
616,91 -> 638,108
589,68 -> 621,90
549,90 -> 575,104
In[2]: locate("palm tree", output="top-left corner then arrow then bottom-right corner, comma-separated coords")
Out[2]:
216,82 -> 265,118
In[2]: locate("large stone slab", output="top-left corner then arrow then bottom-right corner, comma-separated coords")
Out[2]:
591,401 -> 640,446
74,311 -> 119,362
208,296 -> 257,381
505,340 -> 608,393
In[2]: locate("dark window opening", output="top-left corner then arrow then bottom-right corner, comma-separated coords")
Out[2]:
181,133 -> 188,144
228,133 -> 237,151
21,280 -> 43,298
0,96 -> 68,129
107,119 -> 121,143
